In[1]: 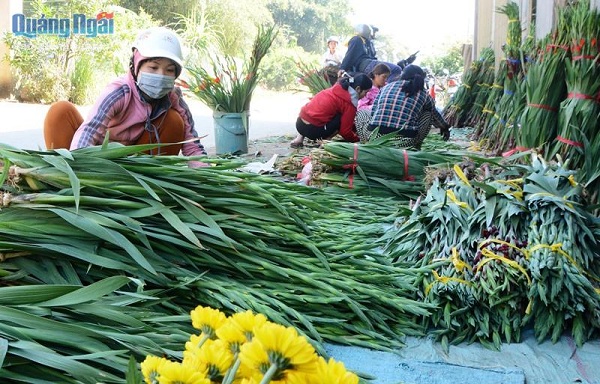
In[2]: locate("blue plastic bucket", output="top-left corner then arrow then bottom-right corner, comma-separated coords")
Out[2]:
213,111 -> 249,155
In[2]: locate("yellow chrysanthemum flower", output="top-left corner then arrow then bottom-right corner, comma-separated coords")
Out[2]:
239,323 -> 318,381
316,356 -> 359,384
185,334 -> 205,353
239,378 -> 260,384
182,339 -> 233,382
156,359 -> 209,384
286,357 -> 358,384
216,320 -> 247,354
190,306 -> 227,339
282,371 -> 318,384
141,355 -> 168,384
229,310 -> 268,341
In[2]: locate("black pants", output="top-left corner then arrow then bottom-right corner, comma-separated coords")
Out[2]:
296,114 -> 342,140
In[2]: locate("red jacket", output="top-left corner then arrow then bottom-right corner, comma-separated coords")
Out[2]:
299,83 -> 359,142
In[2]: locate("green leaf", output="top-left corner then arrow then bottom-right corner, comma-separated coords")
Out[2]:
41,155 -> 81,212
0,337 -> 7,368
0,285 -> 77,305
126,355 -> 142,384
10,340 -> 117,383
48,209 -> 156,275
38,243 -> 132,271
38,276 -> 130,307
144,199 -> 203,249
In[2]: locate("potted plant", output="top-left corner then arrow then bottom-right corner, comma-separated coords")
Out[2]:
185,25 -> 278,155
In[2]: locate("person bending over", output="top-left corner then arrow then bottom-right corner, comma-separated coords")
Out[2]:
44,27 -> 206,158
338,24 -> 403,82
290,73 -> 372,148
363,64 -> 450,148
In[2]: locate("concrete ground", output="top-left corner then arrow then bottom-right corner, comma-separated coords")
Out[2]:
0,88 -> 307,154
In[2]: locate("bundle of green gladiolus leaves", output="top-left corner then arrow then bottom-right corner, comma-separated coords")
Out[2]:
279,137 -> 484,201
0,142 -> 434,383
443,48 -> 496,128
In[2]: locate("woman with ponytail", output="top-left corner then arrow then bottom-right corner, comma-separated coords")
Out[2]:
363,64 -> 451,148
290,73 -> 372,148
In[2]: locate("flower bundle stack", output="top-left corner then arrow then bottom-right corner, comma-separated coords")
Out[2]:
381,155 -> 600,351
480,1 -> 526,155
442,49 -> 491,128
501,24 -> 538,153
301,141 -> 493,200
517,19 -> 569,153
474,60 -> 507,142
483,64 -> 519,155
550,0 -> 600,205
464,49 -> 497,128
498,1 -> 523,76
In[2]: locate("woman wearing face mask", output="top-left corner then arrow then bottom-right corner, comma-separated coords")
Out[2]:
290,73 -> 372,148
43,27 -> 206,157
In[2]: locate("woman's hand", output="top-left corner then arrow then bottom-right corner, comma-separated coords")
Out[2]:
440,125 -> 451,141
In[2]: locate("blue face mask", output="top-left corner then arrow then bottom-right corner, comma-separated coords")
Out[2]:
136,72 -> 175,99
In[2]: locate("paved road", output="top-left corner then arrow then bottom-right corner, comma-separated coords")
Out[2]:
0,89 -> 307,155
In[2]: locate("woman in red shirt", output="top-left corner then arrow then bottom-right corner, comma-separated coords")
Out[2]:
290,73 -> 372,148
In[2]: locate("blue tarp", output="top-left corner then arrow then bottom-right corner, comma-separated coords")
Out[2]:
327,330 -> 600,383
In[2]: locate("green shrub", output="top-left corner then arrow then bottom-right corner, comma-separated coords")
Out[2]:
3,2 -> 155,104
70,55 -> 95,105
260,47 -> 318,91
16,64 -> 71,104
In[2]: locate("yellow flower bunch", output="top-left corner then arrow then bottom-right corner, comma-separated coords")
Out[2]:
141,306 -> 359,384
